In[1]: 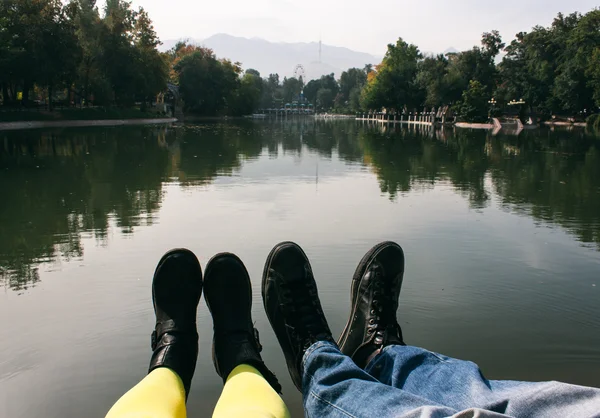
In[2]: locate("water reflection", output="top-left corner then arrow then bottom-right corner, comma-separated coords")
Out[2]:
0,127 -> 169,290
1,121 -> 599,290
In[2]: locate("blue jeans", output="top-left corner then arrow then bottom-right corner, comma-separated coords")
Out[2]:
302,341 -> 600,418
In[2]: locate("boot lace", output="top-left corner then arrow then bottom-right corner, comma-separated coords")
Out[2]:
280,265 -> 328,349
367,264 -> 400,345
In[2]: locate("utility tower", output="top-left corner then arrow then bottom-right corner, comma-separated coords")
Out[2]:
319,38 -> 322,63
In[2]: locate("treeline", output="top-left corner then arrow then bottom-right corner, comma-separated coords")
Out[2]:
0,0 -> 320,116
167,43 -> 274,116
213,8 -> 600,121
0,0 -> 167,108
363,10 -> 600,122
258,10 -> 600,121
1,1 -> 598,121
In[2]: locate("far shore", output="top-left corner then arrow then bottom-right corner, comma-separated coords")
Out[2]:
0,118 -> 178,131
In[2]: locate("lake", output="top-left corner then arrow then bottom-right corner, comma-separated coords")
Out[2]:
1,120 -> 599,417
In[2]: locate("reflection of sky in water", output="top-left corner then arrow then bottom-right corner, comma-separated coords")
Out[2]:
0,123 -> 599,417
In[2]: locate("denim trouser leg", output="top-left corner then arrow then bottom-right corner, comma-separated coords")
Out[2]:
302,341 -> 458,418
303,341 -> 600,418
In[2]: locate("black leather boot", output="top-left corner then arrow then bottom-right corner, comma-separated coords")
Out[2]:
338,241 -> 405,368
262,242 -> 335,391
148,249 -> 202,399
203,253 -> 282,393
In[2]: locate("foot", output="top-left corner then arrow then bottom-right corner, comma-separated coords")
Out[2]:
338,242 -> 405,368
204,253 -> 282,393
262,242 -> 335,391
149,249 -> 203,399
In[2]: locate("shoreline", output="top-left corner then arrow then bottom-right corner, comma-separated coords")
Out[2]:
0,117 -> 178,131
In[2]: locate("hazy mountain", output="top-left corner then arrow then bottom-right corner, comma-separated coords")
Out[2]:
159,34 -> 382,80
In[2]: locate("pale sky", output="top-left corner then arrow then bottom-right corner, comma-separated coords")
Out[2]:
129,0 -> 598,54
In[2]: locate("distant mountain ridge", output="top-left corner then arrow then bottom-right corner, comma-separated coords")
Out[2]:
159,34 -> 382,80
159,35 -> 461,80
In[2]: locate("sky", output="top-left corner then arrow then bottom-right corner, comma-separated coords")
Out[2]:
129,0 -> 598,55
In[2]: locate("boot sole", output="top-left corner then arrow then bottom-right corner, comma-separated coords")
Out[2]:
204,252 -> 253,378
337,241 -> 404,351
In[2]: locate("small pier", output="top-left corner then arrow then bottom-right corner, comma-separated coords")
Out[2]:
356,108 -> 454,126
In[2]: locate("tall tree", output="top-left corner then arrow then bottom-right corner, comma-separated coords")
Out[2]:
339,68 -> 367,106
554,11 -> 600,113
260,73 -> 282,108
172,44 -> 244,115
39,0 -> 80,109
282,77 -> 302,103
231,69 -> 263,115
498,10 -> 600,115
361,38 -> 422,111
70,0 -> 106,105
101,0 -> 138,105
416,54 -> 449,107
457,80 -> 489,122
132,7 -> 167,107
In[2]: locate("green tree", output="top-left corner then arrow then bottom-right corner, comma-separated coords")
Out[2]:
303,79 -> 320,103
303,74 -> 341,110
588,49 -> 600,108
231,69 -> 263,115
498,10 -> 600,116
39,1 -> 80,109
444,31 -> 504,106
175,48 -> 221,114
0,0 -> 54,104
339,68 -> 367,110
416,54 -> 449,107
555,11 -> 600,113
100,0 -> 139,105
361,38 -> 422,111
173,45 -> 244,115
319,74 -> 339,97
132,7 -> 167,107
317,88 -> 335,110
457,80 -> 489,122
70,0 -> 107,105
260,73 -> 282,108
282,77 -> 302,103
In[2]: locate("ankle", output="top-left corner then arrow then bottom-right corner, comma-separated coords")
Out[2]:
234,360 -> 282,394
214,334 -> 282,394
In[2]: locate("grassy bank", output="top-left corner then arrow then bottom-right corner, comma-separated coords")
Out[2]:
0,107 -> 165,122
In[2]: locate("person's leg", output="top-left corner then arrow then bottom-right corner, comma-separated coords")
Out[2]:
303,341 -> 459,418
105,249 -> 203,418
213,364 -> 290,418
365,344 -> 600,417
204,253 -> 289,418
264,241 -> 600,417
335,241 -> 600,416
105,368 -> 186,418
261,242 -> 457,417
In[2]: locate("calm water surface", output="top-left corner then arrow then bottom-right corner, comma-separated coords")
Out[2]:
1,121 -> 599,417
